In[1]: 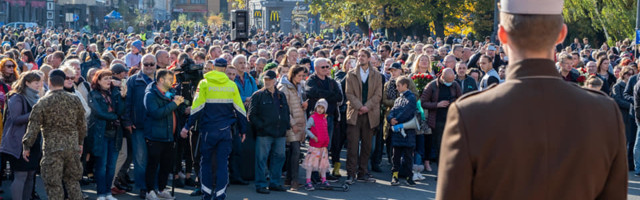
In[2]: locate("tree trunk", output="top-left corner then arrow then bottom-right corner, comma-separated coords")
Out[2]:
356,18 -> 369,35
434,12 -> 445,39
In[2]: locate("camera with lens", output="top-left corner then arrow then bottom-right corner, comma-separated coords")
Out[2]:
174,57 -> 203,106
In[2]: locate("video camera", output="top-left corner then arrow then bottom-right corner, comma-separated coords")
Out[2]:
174,57 -> 203,106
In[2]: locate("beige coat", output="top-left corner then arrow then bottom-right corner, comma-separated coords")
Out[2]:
278,79 -> 306,142
436,59 -> 627,200
345,65 -> 383,129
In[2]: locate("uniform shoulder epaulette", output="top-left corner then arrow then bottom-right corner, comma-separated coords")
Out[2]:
456,83 -> 498,102
570,82 -> 608,97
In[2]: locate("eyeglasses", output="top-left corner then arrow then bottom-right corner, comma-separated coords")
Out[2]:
626,73 -> 634,76
143,63 -> 156,67
402,49 -> 410,51
4,64 -> 13,68
319,65 -> 330,69
65,77 -> 74,80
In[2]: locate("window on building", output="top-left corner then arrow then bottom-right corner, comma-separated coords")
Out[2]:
191,0 -> 205,4
178,0 -> 187,4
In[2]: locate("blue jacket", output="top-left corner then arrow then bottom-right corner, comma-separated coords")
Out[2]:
185,70 -> 248,134
88,87 -> 125,156
0,94 -> 35,159
234,72 -> 258,102
144,82 -> 179,142
123,72 -> 152,129
387,90 -> 417,147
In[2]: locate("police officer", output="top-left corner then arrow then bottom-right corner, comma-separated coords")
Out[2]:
180,58 -> 247,200
436,0 -> 627,199
22,69 -> 87,200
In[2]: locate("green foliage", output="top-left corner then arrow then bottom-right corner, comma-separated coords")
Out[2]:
306,0 -> 471,37
170,14 -> 200,32
564,0 -> 637,43
470,0 -> 494,40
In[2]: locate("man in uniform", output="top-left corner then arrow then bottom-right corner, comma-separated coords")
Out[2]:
22,69 -> 87,200
436,0 -> 627,199
180,58 -> 247,200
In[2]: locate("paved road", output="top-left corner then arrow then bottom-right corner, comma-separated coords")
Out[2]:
3,153 -> 640,199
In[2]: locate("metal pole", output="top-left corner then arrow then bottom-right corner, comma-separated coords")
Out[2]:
633,0 -> 640,60
491,0 -> 499,43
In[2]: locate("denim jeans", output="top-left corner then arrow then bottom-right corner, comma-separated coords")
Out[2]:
94,136 -> 119,196
634,119 -> 640,174
255,136 -> 286,189
326,116 -> 335,147
131,129 -> 148,190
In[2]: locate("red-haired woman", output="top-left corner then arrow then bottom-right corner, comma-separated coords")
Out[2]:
88,69 -> 126,200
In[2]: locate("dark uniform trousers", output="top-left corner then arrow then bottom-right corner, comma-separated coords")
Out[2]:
346,115 -> 373,177
41,150 -> 83,200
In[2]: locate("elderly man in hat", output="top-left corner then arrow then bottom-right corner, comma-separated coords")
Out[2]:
436,0 -> 627,199
181,57 -> 248,200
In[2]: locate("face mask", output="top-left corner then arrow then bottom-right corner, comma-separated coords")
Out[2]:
443,81 -> 453,87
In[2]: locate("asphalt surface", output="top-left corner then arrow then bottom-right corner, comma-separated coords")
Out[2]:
2,151 -> 640,199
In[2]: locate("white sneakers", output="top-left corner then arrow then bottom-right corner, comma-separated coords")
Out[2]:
412,172 -> 426,181
146,191 -> 160,200
97,195 -> 117,200
157,189 -> 175,200
146,189 -> 175,200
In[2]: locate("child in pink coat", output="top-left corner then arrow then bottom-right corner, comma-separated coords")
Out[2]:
302,99 -> 331,191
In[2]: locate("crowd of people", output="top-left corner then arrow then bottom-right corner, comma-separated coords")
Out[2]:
0,16 -> 633,200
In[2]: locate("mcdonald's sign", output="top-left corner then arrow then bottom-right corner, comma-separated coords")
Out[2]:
270,11 -> 280,22
254,10 -> 262,18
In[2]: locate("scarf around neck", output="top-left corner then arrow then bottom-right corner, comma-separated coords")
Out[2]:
23,87 -> 39,107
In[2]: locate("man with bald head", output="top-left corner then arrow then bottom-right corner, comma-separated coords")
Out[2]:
443,55 -> 457,70
437,0 -> 627,199
155,50 -> 170,69
420,68 -> 461,166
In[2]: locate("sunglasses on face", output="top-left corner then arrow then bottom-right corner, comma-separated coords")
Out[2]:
143,63 -> 156,67
319,65 -> 330,69
65,77 -> 74,80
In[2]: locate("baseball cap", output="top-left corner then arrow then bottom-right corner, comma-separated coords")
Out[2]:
264,71 -> 277,80
214,58 -> 228,67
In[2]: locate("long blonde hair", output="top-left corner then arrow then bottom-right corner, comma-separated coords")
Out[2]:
411,54 -> 431,74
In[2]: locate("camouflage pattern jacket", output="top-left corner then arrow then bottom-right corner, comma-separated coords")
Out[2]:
22,90 -> 87,154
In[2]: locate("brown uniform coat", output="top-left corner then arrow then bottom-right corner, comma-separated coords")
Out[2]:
345,66 -> 383,129
436,59 -> 628,200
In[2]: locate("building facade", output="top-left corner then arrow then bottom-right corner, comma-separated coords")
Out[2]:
248,0 -> 319,34
173,0 -> 229,20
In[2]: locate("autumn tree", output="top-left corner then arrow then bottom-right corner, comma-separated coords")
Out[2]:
563,0 -> 637,43
306,0 -> 472,38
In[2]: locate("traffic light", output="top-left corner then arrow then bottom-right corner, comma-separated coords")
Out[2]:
231,10 -> 248,41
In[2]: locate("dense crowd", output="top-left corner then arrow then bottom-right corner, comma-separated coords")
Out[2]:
0,22 -> 634,200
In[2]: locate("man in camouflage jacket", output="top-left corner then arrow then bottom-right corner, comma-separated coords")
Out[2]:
22,69 -> 86,200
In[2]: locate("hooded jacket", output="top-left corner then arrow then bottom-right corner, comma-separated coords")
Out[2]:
184,70 -> 247,134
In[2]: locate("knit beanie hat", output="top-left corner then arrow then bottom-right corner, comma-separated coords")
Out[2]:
315,98 -> 328,110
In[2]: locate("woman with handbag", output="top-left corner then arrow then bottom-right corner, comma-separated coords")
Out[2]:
88,69 -> 125,200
